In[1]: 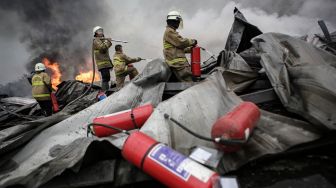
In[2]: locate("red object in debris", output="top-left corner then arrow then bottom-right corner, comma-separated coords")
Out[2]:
122,131 -> 219,188
191,46 -> 201,81
127,64 -> 134,67
211,102 -> 260,153
50,92 -> 59,113
93,104 -> 153,137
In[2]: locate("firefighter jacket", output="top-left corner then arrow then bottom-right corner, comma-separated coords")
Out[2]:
113,51 -> 141,76
93,37 -> 113,70
163,26 -> 194,69
32,72 -> 52,101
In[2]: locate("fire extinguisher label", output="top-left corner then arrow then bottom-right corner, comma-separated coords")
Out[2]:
148,144 -> 191,181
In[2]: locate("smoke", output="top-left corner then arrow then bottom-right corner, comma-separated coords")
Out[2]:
102,0 -> 335,72
0,0 -> 110,80
0,0 -> 335,97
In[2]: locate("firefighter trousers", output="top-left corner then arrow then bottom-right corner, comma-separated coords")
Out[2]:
37,100 -> 53,116
171,65 -> 193,82
116,67 -> 139,89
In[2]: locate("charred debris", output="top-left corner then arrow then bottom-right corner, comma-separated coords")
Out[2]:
0,7 -> 336,188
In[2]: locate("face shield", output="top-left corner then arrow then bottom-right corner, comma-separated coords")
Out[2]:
177,17 -> 183,29
167,15 -> 184,30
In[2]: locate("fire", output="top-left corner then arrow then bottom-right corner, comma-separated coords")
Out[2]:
43,58 -> 61,90
75,71 -> 100,83
75,59 -> 101,83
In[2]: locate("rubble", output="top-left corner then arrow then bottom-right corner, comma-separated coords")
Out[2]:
0,7 -> 335,188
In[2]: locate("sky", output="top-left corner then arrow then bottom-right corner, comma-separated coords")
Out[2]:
0,0 -> 335,87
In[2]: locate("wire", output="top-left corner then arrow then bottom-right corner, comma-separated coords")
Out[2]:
87,122 -> 130,137
164,113 -> 247,145
200,47 -> 216,61
164,113 -> 213,142
64,39 -> 96,108
0,104 -> 35,121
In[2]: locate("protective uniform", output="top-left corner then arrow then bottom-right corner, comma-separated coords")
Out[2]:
163,11 -> 196,82
163,26 -> 195,81
93,37 -> 113,70
113,51 -> 141,89
93,26 -> 113,91
32,71 -> 53,116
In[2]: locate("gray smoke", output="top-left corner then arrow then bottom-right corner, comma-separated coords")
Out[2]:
0,0 -> 109,79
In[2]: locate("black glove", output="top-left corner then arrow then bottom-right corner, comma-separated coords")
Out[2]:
192,39 -> 198,46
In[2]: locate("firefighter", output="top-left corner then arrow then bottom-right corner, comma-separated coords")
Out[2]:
163,11 -> 197,82
32,63 -> 53,116
93,26 -> 113,91
113,44 -> 142,89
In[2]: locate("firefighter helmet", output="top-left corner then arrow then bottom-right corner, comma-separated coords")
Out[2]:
167,11 -> 182,21
93,26 -> 103,35
35,63 -> 46,71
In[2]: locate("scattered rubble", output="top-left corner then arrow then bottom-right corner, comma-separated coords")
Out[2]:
0,7 -> 335,188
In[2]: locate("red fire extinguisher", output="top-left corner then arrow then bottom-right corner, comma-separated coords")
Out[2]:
122,131 -> 219,188
191,46 -> 201,81
211,102 -> 260,153
92,104 -> 153,137
50,92 -> 59,113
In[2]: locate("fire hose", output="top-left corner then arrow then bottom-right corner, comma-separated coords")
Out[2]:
63,39 -> 96,108
64,37 -> 130,108
200,46 -> 216,63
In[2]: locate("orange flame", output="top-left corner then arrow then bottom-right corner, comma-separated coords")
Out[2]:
75,71 -> 100,83
43,58 -> 61,90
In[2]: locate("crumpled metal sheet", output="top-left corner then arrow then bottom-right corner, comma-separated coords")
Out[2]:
0,59 -> 170,188
225,7 -> 262,53
219,110 -> 320,173
0,82 -> 100,162
0,97 -> 36,106
217,50 -> 259,92
252,33 -> 336,130
139,69 -> 320,173
55,80 -> 99,109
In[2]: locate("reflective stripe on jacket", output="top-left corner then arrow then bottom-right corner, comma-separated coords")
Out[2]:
113,52 -> 140,76
163,26 -> 194,68
32,72 -> 51,101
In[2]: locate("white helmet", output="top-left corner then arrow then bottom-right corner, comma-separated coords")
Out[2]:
167,11 -> 183,29
35,63 -> 46,71
93,26 -> 103,35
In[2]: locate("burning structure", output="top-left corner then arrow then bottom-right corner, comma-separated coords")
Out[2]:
0,5 -> 336,188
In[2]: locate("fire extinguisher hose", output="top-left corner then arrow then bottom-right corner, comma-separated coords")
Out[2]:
164,113 -> 246,145
87,122 -> 130,137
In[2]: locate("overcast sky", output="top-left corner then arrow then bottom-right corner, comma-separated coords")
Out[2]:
0,0 -> 335,85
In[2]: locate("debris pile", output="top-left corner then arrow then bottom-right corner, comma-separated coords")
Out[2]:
0,7 -> 335,188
